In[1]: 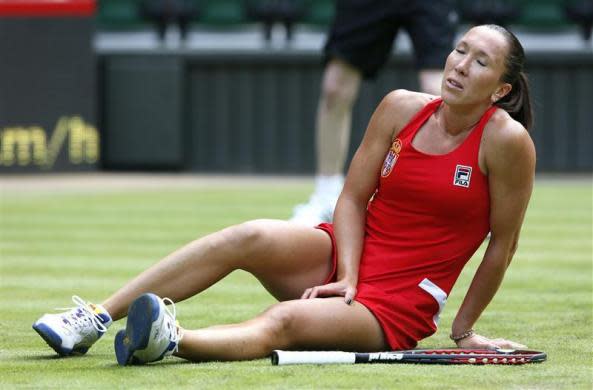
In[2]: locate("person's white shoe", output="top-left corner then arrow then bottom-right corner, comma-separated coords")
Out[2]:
114,293 -> 182,366
32,296 -> 112,356
290,175 -> 344,226
290,193 -> 337,226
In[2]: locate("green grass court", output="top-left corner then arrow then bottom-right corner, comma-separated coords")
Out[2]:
1,176 -> 591,389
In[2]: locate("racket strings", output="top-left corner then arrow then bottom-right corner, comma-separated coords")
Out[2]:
404,349 -> 539,364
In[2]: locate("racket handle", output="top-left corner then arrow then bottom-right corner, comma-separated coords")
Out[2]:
272,350 -> 355,365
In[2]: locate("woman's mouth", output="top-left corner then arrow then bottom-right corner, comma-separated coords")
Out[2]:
446,78 -> 464,91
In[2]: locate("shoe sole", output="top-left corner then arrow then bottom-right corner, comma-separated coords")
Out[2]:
32,323 -> 72,356
114,293 -> 160,366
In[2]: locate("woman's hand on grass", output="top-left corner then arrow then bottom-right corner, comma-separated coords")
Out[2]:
456,333 -> 527,350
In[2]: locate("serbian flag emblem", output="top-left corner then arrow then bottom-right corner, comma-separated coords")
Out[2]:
381,139 -> 402,177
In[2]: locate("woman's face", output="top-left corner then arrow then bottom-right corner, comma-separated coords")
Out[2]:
441,26 -> 512,106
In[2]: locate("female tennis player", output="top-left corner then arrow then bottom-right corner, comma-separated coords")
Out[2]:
34,24 -> 536,365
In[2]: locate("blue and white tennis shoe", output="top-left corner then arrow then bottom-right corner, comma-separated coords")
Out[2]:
114,293 -> 182,365
32,296 -> 112,356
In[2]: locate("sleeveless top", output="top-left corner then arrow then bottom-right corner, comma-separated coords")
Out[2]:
353,97 -> 495,349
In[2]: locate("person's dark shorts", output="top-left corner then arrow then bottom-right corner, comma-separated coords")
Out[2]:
324,0 -> 457,79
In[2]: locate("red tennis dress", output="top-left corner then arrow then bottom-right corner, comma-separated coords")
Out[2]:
318,98 -> 495,349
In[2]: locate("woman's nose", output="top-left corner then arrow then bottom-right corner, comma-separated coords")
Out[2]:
454,58 -> 470,76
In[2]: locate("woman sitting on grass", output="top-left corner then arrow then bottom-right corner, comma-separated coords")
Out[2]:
33,24 -> 536,365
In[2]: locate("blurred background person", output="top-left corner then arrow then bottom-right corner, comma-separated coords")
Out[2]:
291,0 -> 458,225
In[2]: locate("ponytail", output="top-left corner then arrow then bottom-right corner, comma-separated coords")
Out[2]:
484,24 -> 534,131
495,71 -> 533,131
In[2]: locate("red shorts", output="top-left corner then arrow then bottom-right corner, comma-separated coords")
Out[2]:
316,223 -> 441,350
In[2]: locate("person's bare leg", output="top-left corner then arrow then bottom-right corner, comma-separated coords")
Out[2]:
316,59 -> 362,176
101,220 -> 333,320
290,59 -> 362,225
175,297 -> 387,362
418,69 -> 443,96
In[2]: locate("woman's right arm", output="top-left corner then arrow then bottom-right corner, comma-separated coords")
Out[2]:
301,90 -> 425,303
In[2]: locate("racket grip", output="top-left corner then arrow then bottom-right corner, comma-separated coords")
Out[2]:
271,350 -> 356,365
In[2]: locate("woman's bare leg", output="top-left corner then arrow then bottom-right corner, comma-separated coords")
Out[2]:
101,219 -> 333,320
175,297 -> 387,362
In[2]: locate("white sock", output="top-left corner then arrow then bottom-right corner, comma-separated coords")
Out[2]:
314,174 -> 345,200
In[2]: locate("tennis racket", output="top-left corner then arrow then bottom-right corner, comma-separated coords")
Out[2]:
271,348 -> 547,365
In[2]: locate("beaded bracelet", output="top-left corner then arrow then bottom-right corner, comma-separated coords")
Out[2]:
449,329 -> 475,342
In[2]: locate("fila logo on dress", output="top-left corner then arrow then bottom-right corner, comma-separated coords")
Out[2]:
453,165 -> 472,188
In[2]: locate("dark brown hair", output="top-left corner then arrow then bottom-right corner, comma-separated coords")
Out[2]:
484,24 -> 534,131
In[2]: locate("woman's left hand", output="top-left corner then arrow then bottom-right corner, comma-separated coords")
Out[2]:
300,280 -> 357,305
456,333 -> 527,350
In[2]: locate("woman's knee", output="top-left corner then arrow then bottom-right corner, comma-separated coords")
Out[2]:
258,302 -> 299,350
217,219 -> 275,268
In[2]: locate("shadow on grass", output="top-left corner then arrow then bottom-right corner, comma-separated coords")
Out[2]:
102,359 -> 194,369
21,354 -> 64,361
18,353 -> 196,366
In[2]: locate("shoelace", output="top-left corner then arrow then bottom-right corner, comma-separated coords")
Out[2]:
57,295 -> 108,333
161,298 -> 183,352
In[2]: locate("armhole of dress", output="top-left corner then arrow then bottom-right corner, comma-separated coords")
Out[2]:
465,105 -> 498,176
